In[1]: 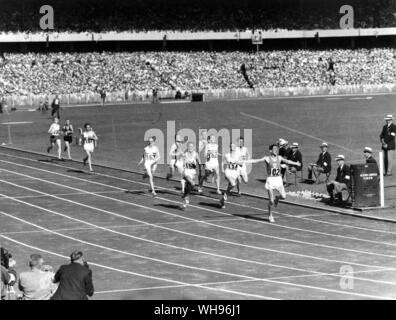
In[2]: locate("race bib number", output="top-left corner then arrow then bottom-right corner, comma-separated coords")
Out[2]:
207,151 -> 217,161
185,162 -> 196,170
270,168 -> 281,176
228,163 -> 239,170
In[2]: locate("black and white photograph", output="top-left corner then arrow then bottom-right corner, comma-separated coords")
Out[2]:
1,0 -> 396,308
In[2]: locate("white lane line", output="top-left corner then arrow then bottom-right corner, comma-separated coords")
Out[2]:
0,122 -> 34,125
240,111 -> 359,154
1,170 -> 395,268
0,233 -> 274,300
96,266 -> 396,295
1,213 -> 392,300
2,162 -> 396,257
0,190 -> 126,200
0,217 -> 245,236
2,152 -> 394,235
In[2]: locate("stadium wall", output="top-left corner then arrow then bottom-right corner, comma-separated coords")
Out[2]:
1,28 -> 396,42
7,84 -> 396,108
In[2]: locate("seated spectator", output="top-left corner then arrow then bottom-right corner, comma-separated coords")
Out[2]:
326,154 -> 351,202
363,147 -> 377,165
307,142 -> 332,182
18,254 -> 57,300
285,142 -> 303,184
51,250 -> 94,300
278,138 -> 292,180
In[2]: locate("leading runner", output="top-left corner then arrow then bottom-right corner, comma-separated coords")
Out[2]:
245,144 -> 300,223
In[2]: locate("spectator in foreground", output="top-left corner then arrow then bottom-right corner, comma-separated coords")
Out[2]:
18,254 -> 57,300
379,114 -> 396,176
51,250 -> 94,300
1,247 -> 18,300
326,154 -> 351,203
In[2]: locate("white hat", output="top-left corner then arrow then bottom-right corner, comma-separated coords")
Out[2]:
384,114 -> 394,120
291,142 -> 299,148
278,138 -> 288,146
363,147 -> 373,153
320,142 -> 328,148
335,154 -> 345,161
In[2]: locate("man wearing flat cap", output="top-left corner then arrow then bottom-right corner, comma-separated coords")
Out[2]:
285,142 -> 303,183
307,142 -> 332,182
278,139 -> 292,180
379,114 -> 396,176
326,155 -> 351,202
51,250 -> 94,300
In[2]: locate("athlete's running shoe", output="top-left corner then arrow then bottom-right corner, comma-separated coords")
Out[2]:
216,189 -> 222,195
83,157 -> 87,166
152,190 -> 157,197
197,187 -> 203,194
269,215 -> 275,223
219,198 -> 225,209
142,172 -> 149,180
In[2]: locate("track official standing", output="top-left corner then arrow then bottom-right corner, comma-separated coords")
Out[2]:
380,114 -> 396,176
51,95 -> 61,119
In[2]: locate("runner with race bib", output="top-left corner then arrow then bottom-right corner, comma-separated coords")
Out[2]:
245,144 -> 300,223
220,143 -> 244,209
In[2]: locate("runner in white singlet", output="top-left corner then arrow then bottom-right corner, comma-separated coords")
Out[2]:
138,136 -> 160,196
245,144 -> 300,223
219,143 -> 244,209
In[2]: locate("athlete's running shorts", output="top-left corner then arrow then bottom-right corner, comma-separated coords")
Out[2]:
225,169 -> 239,186
265,176 -> 286,197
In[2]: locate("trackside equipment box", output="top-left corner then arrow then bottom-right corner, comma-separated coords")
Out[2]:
350,163 -> 380,208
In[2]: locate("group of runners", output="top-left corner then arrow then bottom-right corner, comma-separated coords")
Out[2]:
46,118 -> 300,222
139,130 -> 300,222
47,117 -> 98,172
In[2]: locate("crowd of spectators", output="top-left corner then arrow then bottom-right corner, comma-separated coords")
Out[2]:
1,247 -> 94,300
0,0 -> 395,33
1,48 -> 395,97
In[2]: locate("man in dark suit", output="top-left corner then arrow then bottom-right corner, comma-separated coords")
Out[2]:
285,142 -> 303,184
307,142 -> 332,181
363,147 -> 377,165
51,250 -> 94,300
326,155 -> 351,202
379,114 -> 396,176
51,95 -> 60,119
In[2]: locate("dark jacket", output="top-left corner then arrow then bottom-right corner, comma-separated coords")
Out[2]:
380,123 -> 396,150
51,262 -> 94,300
366,156 -> 378,165
335,164 -> 351,187
279,146 -> 293,160
288,150 -> 303,171
316,151 -> 331,173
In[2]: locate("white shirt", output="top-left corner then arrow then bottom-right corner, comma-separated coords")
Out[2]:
48,123 -> 61,136
144,145 -> 160,161
205,143 -> 219,163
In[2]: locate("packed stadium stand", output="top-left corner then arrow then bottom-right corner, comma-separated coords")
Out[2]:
0,0 -> 395,32
1,49 -> 396,96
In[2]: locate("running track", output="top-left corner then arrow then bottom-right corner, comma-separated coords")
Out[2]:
0,147 -> 396,300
